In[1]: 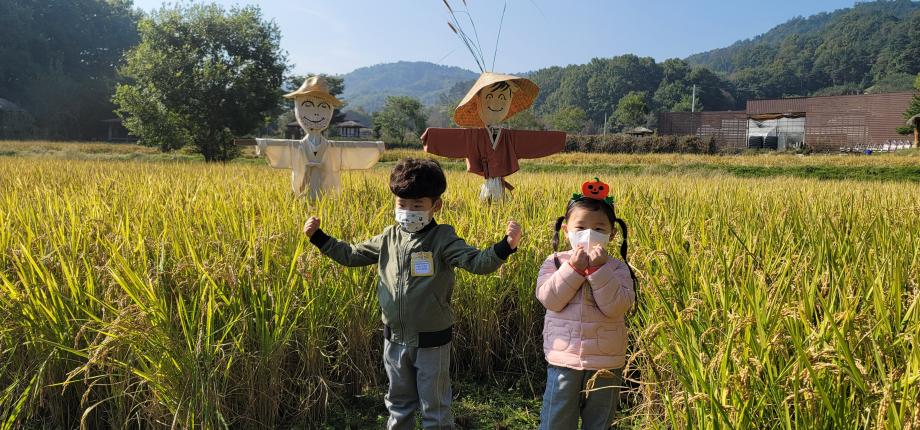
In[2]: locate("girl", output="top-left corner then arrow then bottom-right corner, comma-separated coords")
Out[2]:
536,178 -> 637,429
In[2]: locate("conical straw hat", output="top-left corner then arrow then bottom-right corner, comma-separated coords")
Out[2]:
283,75 -> 344,107
454,72 -> 539,127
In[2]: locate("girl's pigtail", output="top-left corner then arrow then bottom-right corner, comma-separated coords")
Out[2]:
552,216 -> 565,269
615,217 -> 639,310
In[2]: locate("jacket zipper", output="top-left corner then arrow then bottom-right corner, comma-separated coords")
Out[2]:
395,238 -> 404,342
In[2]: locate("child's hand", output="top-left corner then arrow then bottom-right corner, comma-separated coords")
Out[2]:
569,246 -> 589,272
588,245 -> 609,267
303,216 -> 320,237
506,220 -> 522,249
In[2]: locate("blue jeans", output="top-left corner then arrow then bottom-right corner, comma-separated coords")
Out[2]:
539,365 -> 623,430
383,339 -> 453,429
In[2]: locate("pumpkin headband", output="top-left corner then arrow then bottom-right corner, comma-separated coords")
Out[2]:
570,177 -> 614,207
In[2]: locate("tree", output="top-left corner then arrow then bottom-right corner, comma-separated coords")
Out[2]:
0,0 -> 139,139
545,106 -> 587,134
113,3 -> 287,161
505,108 -> 545,131
900,73 -> 920,135
614,92 -> 649,129
865,73 -> 917,94
372,96 -> 427,146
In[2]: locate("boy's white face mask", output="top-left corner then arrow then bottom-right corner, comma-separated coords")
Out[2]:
395,208 -> 431,233
567,229 -> 610,250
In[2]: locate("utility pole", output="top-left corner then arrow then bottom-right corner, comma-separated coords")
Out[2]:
603,112 -> 608,136
691,84 -> 697,113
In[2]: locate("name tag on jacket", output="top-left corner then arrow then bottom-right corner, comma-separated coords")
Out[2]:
410,252 -> 435,277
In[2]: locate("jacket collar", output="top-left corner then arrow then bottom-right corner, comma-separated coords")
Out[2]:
415,219 -> 438,235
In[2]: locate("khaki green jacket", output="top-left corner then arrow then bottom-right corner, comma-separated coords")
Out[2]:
310,221 -> 514,346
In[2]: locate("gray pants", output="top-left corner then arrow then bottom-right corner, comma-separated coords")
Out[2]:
383,339 -> 453,430
539,365 -> 623,430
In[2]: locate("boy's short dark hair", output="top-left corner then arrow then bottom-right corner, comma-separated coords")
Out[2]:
389,158 -> 447,200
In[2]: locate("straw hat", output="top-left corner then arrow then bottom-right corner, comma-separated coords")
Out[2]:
283,75 -> 344,107
454,72 -> 539,127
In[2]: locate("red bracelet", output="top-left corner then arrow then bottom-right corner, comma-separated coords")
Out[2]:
567,261 -> 587,276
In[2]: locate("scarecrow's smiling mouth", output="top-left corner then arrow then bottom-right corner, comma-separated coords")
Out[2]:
304,116 -> 326,123
487,106 -> 504,112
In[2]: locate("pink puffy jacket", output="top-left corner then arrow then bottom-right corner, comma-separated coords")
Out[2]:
535,250 -> 635,370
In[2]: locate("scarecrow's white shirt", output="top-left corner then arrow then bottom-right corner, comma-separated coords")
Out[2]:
256,134 -> 384,199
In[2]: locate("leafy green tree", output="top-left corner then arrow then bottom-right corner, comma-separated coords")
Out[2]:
114,3 -> 287,161
614,91 -> 649,128
0,0 -> 139,139
505,108 -> 545,131
372,96 -> 427,146
901,73 -> 920,135
865,73 -> 917,94
545,106 -> 587,134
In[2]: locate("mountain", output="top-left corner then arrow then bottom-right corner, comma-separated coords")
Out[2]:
339,1 -> 920,132
341,61 -> 477,112
686,0 -> 920,99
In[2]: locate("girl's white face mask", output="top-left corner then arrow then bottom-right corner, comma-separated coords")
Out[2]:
395,208 -> 431,233
567,229 -> 610,250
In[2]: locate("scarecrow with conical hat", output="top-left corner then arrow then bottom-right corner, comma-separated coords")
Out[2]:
248,75 -> 384,199
421,2 -> 566,201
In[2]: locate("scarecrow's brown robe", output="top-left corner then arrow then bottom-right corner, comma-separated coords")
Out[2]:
421,128 -> 566,179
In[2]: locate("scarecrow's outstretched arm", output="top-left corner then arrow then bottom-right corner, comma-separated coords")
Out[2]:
421,128 -> 470,159
509,130 -> 567,159
253,138 -> 297,169
329,140 -> 385,170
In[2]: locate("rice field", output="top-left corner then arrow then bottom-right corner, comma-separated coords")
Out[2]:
0,146 -> 918,429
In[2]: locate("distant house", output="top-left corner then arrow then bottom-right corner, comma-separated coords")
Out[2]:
285,111 -> 374,140
0,97 -> 32,139
336,120 -> 372,138
285,121 -> 304,139
623,126 -> 654,136
101,118 -> 136,142
660,92 -> 916,152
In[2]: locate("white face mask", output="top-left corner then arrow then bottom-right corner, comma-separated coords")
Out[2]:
395,208 -> 431,233
567,229 -> 610,251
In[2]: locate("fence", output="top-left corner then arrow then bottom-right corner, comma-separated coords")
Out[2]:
658,111 -> 748,149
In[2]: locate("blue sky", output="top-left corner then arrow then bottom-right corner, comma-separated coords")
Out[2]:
132,0 -> 858,75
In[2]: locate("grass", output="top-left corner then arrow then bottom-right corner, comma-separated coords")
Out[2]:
0,140 -> 918,428
3,141 -> 919,182
321,378 -> 541,429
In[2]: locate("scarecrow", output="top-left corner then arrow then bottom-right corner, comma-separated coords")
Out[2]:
421,2 -> 566,202
243,75 -> 384,199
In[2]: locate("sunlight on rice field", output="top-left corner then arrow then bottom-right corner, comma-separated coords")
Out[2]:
0,156 -> 918,428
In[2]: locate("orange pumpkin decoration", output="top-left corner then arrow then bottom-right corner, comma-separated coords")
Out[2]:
581,177 -> 609,200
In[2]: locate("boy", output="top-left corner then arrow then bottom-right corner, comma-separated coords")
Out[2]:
303,158 -> 522,429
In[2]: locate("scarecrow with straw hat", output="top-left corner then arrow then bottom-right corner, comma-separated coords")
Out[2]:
422,2 -> 566,202
242,75 -> 384,199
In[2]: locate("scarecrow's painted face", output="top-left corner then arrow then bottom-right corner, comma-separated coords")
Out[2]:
294,95 -> 334,132
477,82 -> 514,126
